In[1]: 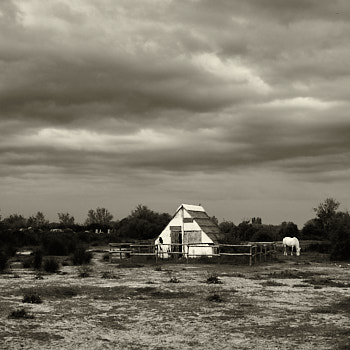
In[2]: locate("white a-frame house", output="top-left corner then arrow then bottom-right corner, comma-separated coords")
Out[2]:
155,204 -> 223,258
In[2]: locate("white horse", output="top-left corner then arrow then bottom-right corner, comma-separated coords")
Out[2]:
282,237 -> 301,256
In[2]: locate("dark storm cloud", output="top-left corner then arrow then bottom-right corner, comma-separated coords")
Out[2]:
1,0 -> 350,225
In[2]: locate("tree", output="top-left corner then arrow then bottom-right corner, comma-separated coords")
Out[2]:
210,216 -> 219,225
27,212 -> 49,229
85,207 -> 113,226
236,220 -> 257,242
219,220 -> 236,234
278,221 -> 299,240
310,198 -> 350,260
130,204 -> 155,221
115,205 -> 171,241
251,217 -> 262,225
2,214 -> 27,230
251,225 -> 276,242
313,198 -> 340,239
329,211 -> 350,260
58,212 -> 75,227
301,219 -> 324,240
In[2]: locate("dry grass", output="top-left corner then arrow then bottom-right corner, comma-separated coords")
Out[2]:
8,308 -> 34,319
207,293 -> 224,302
1,251 -> 350,350
260,280 -> 286,287
303,277 -> 349,288
265,269 -> 320,279
18,286 -> 80,299
313,297 -> 350,315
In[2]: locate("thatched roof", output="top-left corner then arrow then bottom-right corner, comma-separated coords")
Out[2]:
180,205 -> 223,243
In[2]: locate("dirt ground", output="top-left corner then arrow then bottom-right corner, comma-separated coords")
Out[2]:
0,251 -> 349,350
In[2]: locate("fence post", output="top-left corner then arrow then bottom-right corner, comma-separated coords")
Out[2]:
249,245 -> 252,266
254,246 -> 257,264
259,245 -> 262,262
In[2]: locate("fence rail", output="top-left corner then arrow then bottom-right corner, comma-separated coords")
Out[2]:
109,242 -> 277,266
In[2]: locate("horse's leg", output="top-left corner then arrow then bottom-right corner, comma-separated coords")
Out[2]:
291,245 -> 294,256
283,245 -> 287,256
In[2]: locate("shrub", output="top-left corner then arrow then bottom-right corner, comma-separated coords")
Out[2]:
102,253 -> 110,261
168,276 -> 180,283
261,280 -> 286,287
0,251 -> 9,272
33,249 -> 43,270
72,246 -> 93,265
22,292 -> 42,304
41,232 -> 78,256
43,258 -> 59,273
77,265 -> 93,278
207,293 -> 224,302
101,271 -> 120,279
206,273 -> 222,284
8,308 -> 34,319
307,242 -> 331,254
22,257 -> 33,269
35,272 -> 44,280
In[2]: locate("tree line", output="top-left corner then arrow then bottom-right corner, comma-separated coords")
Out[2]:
1,198 -> 350,260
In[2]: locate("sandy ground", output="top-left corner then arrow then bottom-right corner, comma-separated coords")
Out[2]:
0,251 -> 349,350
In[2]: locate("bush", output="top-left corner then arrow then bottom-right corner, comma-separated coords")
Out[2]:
101,271 -> 120,279
330,237 -> 350,261
43,258 -> 59,273
206,273 -> 222,284
0,251 -> 8,272
42,232 -> 77,256
8,308 -> 34,319
22,257 -> 33,269
102,253 -> 110,261
72,246 -> 92,265
307,242 -> 331,253
168,275 -> 180,283
33,249 -> 43,270
77,265 -> 93,278
207,293 -> 224,302
22,292 -> 42,304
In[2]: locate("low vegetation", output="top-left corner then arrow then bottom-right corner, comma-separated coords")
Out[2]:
77,265 -> 93,278
101,270 -> 120,279
19,286 -> 79,299
207,293 -> 224,302
313,297 -> 350,315
72,246 -> 92,265
22,292 -> 42,304
265,270 -> 318,279
303,277 -> 349,288
43,258 -> 59,273
33,249 -> 43,270
261,280 -> 286,287
0,251 -> 8,272
168,276 -> 180,283
206,273 -> 222,284
8,308 -> 34,319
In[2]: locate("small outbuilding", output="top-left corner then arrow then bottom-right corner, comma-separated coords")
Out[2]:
155,204 -> 223,258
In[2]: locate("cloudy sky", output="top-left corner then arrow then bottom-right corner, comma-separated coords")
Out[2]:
1,0 -> 350,226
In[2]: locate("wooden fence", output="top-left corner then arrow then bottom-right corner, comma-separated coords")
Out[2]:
109,242 -> 277,266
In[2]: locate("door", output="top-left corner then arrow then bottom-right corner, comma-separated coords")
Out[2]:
170,227 -> 182,257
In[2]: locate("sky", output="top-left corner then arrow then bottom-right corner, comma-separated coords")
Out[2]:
1,0 -> 350,227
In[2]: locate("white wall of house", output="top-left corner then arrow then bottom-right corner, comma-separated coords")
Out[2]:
155,205 -> 217,258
